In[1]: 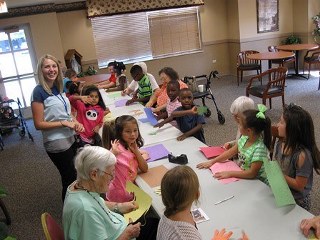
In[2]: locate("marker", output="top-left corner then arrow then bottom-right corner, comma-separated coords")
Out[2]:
214,195 -> 234,205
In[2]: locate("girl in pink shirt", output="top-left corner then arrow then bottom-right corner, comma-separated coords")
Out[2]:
102,115 -> 149,202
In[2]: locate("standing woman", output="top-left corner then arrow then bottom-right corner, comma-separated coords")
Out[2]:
31,54 -> 84,201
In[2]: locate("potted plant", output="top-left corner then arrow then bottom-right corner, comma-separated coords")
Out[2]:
312,12 -> 320,43
282,35 -> 302,45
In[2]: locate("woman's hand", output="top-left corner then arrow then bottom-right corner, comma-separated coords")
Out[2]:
212,228 -> 233,240
111,140 -> 122,156
119,201 -> 139,214
300,216 -> 320,238
214,171 -> 231,179
74,122 -> 85,133
118,221 -> 141,240
196,160 -> 214,169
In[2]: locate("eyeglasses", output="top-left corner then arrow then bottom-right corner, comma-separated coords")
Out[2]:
101,170 -> 115,180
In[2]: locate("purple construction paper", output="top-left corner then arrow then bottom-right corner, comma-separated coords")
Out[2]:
139,118 -> 149,123
114,99 -> 128,107
144,107 -> 158,126
142,144 -> 170,162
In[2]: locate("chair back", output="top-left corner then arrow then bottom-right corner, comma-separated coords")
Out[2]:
237,50 -> 260,66
41,212 -> 65,240
268,45 -> 278,52
268,67 -> 287,88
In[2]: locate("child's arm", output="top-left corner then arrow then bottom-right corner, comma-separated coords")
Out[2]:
284,151 -> 309,192
196,144 -> 238,169
152,103 -> 167,113
214,161 -> 263,180
145,88 -> 161,107
154,115 -> 174,128
156,110 -> 168,120
170,106 -> 197,118
177,123 -> 203,141
129,142 -> 148,173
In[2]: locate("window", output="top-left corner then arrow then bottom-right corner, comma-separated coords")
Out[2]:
91,7 -> 201,68
0,24 -> 37,108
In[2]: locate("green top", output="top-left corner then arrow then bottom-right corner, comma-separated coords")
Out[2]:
63,187 -> 126,240
237,135 -> 268,184
137,74 -> 152,99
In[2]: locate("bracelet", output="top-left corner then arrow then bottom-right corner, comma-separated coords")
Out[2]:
113,203 -> 121,214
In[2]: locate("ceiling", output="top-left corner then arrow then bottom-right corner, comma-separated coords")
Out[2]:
7,0 -> 85,9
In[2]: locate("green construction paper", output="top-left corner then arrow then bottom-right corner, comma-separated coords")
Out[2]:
124,181 -> 152,223
107,91 -> 122,98
264,160 -> 296,207
197,106 -> 208,115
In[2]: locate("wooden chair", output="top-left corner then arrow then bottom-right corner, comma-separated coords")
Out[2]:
41,212 -> 65,240
303,48 -> 320,79
268,45 -> 295,67
246,67 -> 287,109
237,50 -> 262,86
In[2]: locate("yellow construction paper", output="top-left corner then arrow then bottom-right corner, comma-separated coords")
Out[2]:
124,181 -> 152,223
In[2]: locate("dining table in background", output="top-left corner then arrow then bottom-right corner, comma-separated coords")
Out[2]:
247,51 -> 295,70
276,43 -> 319,78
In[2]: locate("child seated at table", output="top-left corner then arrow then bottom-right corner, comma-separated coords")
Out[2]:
123,65 -> 153,106
96,61 -> 117,89
99,61 -> 127,92
156,80 -> 181,128
101,115 -> 149,202
157,165 -> 246,240
197,104 -> 271,184
155,88 -> 206,143
63,68 -> 78,93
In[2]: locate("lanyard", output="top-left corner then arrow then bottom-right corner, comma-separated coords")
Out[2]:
55,93 -> 70,116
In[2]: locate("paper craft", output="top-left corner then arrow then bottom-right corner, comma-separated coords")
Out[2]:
200,146 -> 226,159
107,91 -> 122,98
191,208 -> 210,224
130,109 -> 144,117
197,106 -> 208,115
139,118 -> 149,123
124,181 -> 152,223
139,165 -> 168,188
153,186 -> 161,195
114,99 -> 128,107
264,160 -> 296,207
144,107 -> 158,126
141,144 -> 170,162
210,160 -> 242,184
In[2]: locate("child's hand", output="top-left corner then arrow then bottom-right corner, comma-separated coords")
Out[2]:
240,231 -> 249,240
93,125 -> 101,133
128,141 -> 139,154
300,216 -> 320,238
212,228 -> 233,240
74,122 -> 85,133
126,99 -> 134,106
196,160 -> 214,169
223,142 -> 231,150
191,106 -> 198,115
214,171 -> 231,179
121,89 -> 128,96
80,96 -> 91,104
111,139 -> 122,156
177,134 -> 187,141
154,121 -> 165,128
139,149 -> 150,161
104,108 -> 111,116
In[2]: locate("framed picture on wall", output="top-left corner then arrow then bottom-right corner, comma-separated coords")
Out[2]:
257,0 -> 279,33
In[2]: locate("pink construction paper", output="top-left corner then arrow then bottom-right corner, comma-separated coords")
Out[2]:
199,146 -> 225,159
210,160 -> 242,184
141,144 -> 170,162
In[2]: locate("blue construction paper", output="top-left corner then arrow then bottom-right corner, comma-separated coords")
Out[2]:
144,108 -> 158,126
142,144 -> 170,162
139,118 -> 149,123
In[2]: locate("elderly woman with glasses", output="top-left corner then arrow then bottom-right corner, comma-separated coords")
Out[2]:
63,145 -> 141,240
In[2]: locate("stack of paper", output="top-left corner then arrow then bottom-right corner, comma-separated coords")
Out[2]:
200,146 -> 225,159
141,144 -> 170,162
210,160 -> 242,184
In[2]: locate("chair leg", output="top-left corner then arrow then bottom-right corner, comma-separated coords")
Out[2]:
308,64 -> 311,79
237,70 -> 239,86
0,199 -> 11,225
269,98 -> 272,109
241,71 -> 243,83
282,95 -> 285,106
262,98 -> 266,106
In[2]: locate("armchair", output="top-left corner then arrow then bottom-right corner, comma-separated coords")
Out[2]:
246,67 -> 287,109
303,49 -> 320,79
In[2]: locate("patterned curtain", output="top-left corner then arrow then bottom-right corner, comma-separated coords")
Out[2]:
87,0 -> 204,18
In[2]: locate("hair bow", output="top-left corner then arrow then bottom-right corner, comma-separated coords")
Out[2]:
256,104 -> 267,119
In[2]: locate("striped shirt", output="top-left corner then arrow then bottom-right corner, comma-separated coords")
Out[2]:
166,97 -> 181,127
237,135 -> 268,183
137,74 -> 152,99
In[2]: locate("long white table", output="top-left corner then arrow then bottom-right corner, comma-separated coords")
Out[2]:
100,89 -> 313,239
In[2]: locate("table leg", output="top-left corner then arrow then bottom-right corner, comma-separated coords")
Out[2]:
268,60 -> 272,69
287,50 -> 308,79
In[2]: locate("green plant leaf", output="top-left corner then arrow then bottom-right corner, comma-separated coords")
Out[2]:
0,186 -> 8,197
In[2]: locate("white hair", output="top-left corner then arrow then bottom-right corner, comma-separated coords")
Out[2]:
133,62 -> 148,74
230,96 -> 255,114
75,146 -> 116,181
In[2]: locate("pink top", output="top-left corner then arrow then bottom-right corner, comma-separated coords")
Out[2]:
166,97 -> 181,128
69,96 -> 104,143
156,80 -> 188,107
107,143 -> 138,202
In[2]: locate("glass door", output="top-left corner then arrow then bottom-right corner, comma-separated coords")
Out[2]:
0,24 -> 37,108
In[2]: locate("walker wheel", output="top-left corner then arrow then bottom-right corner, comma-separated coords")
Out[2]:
218,112 -> 225,125
204,109 -> 211,117
19,129 -> 25,137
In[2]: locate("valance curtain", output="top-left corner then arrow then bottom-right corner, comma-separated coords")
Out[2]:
86,0 -> 204,18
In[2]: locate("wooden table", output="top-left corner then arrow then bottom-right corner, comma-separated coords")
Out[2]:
78,73 -> 110,85
247,52 -> 295,69
277,44 -> 319,78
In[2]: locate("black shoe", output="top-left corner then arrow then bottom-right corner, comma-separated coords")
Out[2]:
168,153 -> 188,165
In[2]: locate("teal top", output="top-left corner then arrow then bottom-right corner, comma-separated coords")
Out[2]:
63,185 -> 126,240
237,135 -> 268,184
137,74 -> 152,99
